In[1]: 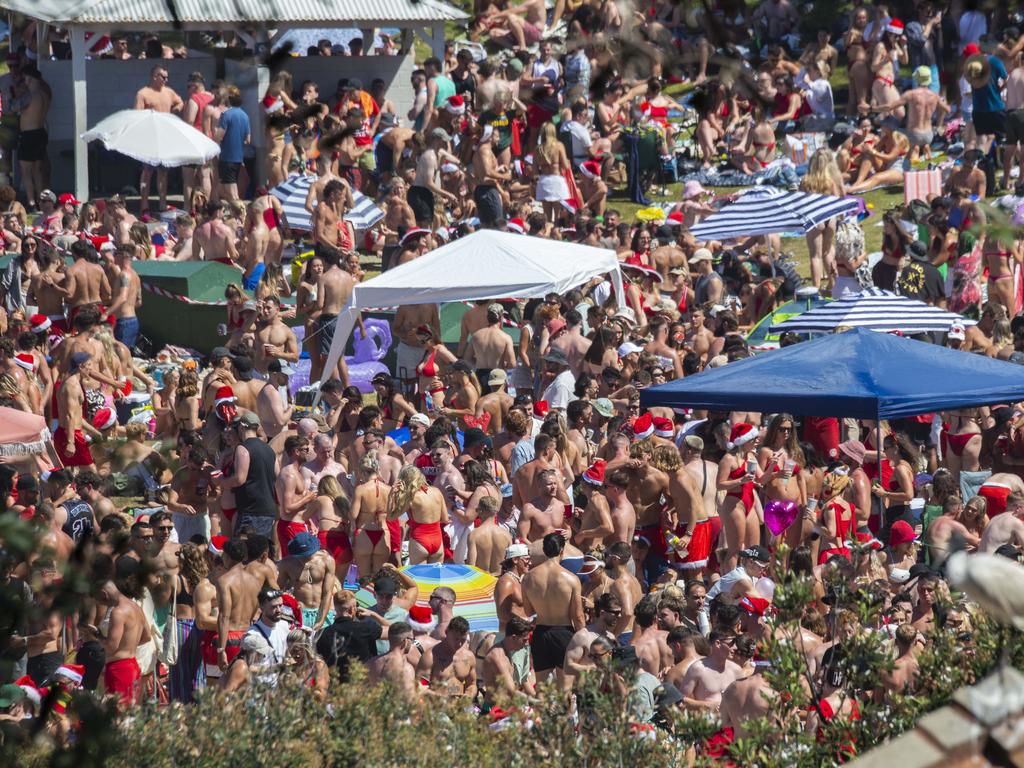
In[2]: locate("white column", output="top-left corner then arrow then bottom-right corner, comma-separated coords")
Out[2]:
69,27 -> 89,204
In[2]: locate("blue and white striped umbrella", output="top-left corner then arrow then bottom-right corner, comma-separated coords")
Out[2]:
690,187 -> 859,242
270,173 -> 384,232
770,288 -> 976,334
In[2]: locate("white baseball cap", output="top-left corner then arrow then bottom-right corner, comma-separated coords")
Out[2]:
617,341 -> 644,357
948,321 -> 966,341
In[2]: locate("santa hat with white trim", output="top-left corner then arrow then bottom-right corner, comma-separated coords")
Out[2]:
208,535 -> 228,555
632,413 -> 655,441
13,353 -> 35,372
92,407 -> 117,431
727,423 -> 759,450
15,676 -> 41,709
653,417 -> 674,438
55,663 -> 85,685
29,314 -> 51,334
214,386 -> 237,407
580,159 -> 602,180
885,18 -> 904,35
407,604 -> 438,634
507,218 -> 526,234
445,94 -> 466,114
582,459 -> 606,486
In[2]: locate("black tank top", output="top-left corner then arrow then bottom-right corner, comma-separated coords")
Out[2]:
60,497 -> 95,543
236,437 -> 278,518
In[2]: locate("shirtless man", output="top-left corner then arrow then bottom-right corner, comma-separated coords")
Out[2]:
924,499 -> 980,567
28,505 -> 74,567
305,155 -> 354,218
244,535 -> 280,590
467,496 -> 512,575
417,616 -> 478,697
482,615 -> 536,702
464,304 -> 516,384
313,244 -> 356,385
625,445 -> 672,585
980,491 -> 1024,553
304,433 -> 343,485
91,572 -> 151,707
665,627 -> 706,689
31,250 -> 69,328
680,630 -> 743,712
512,434 -> 570,514
874,66 -> 949,163
522,533 -> 584,683
214,538 -> 262,670
601,468 -> 637,545
562,593 -> 620,686
881,623 -> 920,695
410,128 -> 459,228
275,436 -> 317,554
656,445 -> 710,580
254,359 -> 295,440
910,574 -> 940,633
457,302 -> 490,359
685,307 -> 714,364
392,302 -> 439,388
495,543 -> 530,632
602,541 -> 642,637
719,655 -> 774,737
470,125 -> 512,225
518,469 -> 568,542
484,0 -> 546,51
368,621 -> 419,701
475,370 -> 514,436
56,352 -> 96,471
134,66 -> 184,213
278,531 -> 337,632
105,244 -> 142,350
147,511 -> 181,620
629,596 -> 674,678
192,202 -> 239,263
65,240 -> 111,316
253,300 -> 299,376
575,462 -> 614,552
17,66 -> 50,209
870,23 -> 908,120
945,149 -> 987,198
313,180 -> 355,258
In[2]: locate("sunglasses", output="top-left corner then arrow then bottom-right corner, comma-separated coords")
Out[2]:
156,526 -> 175,533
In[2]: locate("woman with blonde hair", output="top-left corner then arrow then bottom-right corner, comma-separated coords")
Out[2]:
350,452 -> 392,579
814,469 -> 855,564
801,148 -> 846,288
533,122 -> 572,223
255,262 -> 291,300
169,542 -> 210,702
310,474 -> 353,572
282,629 -> 330,699
388,463 -> 447,565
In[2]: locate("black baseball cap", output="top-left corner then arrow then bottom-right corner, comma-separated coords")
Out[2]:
740,545 -> 771,564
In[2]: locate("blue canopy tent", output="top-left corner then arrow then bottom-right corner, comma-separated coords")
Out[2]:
640,327 -> 1024,420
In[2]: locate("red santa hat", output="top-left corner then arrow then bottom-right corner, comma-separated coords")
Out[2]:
727,423 -> 759,450
507,218 -> 526,235
29,314 -> 51,333
632,412 -> 655,441
885,18 -> 904,35
580,159 -> 602,180
739,596 -> 770,617
854,531 -> 883,550
400,227 -> 430,247
208,535 -> 228,555
15,675 -> 41,709
667,211 -> 684,224
407,604 -> 437,633
92,407 -> 117,431
55,663 -> 85,685
653,417 -> 674,438
445,94 -> 466,114
214,386 -> 237,407
13,353 -> 35,372
532,400 -> 549,419
582,459 -> 606,486
280,592 -> 303,627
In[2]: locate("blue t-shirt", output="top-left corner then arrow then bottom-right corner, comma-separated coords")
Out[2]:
971,55 -> 1007,114
218,107 -> 250,164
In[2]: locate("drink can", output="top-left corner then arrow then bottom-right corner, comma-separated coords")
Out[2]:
746,459 -> 758,476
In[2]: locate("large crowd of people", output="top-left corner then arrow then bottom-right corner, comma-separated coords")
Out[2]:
2,0 -> 1024,759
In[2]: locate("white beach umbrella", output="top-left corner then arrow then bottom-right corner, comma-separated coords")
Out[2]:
81,109 -> 220,167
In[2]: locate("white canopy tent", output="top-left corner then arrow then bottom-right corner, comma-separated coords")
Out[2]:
319,231 -> 627,395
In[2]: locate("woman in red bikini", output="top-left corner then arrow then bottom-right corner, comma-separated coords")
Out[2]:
940,407 -> 985,486
816,470 -> 855,565
415,324 -> 455,414
716,422 -> 763,573
215,425 -> 240,535
389,464 -> 447,565
757,413 -> 807,558
871,433 -> 917,536
309,474 -> 353,573
860,419 -> 893,535
350,452 -> 392,580
983,233 -> 1022,319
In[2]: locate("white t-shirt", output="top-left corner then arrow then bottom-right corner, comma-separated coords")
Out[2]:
532,57 -> 562,84
244,619 -> 290,685
797,71 -> 835,117
542,369 -> 577,410
563,120 -> 592,162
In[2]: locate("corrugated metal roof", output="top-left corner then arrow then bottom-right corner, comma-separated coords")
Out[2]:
0,0 -> 468,25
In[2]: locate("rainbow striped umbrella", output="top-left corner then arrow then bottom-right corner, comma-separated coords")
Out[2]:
354,563 -> 499,633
